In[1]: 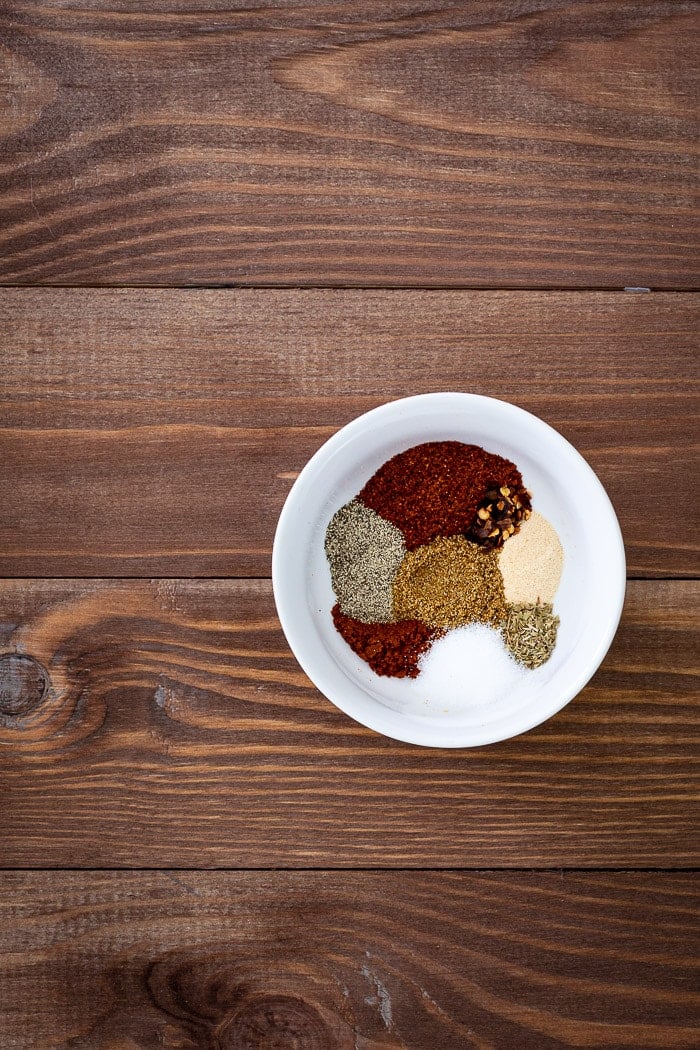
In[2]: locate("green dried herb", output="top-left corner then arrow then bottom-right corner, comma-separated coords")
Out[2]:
502,601 -> 559,669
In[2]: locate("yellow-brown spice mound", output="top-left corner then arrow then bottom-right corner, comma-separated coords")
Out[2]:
392,535 -> 507,630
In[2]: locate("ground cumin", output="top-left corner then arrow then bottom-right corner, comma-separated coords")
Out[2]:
392,535 -> 507,630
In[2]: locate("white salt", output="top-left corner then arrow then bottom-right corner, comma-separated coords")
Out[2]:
415,622 -> 527,711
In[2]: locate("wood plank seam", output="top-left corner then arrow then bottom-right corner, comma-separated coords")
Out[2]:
0,3 -> 697,287
0,578 -> 697,869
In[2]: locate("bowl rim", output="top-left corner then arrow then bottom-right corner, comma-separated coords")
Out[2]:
272,392 -> 627,747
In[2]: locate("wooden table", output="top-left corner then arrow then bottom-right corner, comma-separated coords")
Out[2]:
1,4 -> 698,1047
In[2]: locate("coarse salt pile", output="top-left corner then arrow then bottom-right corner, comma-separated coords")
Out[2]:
414,623 -> 527,711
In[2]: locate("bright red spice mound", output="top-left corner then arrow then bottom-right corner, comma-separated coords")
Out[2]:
332,604 -> 437,678
359,441 -> 523,550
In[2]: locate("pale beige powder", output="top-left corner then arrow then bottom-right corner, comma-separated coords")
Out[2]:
499,510 -> 563,604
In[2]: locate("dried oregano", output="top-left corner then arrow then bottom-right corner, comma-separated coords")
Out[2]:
502,602 -> 559,669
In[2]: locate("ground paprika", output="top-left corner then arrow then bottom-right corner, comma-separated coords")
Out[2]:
331,604 -> 438,678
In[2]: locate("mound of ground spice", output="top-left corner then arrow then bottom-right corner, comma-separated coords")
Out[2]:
392,535 -> 507,630
331,604 -> 438,678
325,498 -> 405,623
359,441 -> 524,550
499,510 -> 563,604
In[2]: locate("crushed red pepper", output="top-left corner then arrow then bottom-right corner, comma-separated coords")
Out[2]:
332,604 -> 438,678
359,441 -> 524,550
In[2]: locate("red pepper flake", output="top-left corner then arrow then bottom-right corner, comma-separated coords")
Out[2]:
359,441 -> 524,550
332,604 -> 438,678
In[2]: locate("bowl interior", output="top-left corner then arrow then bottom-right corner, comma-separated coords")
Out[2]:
273,394 -> 625,747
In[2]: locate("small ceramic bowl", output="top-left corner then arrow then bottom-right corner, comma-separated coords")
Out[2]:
272,393 -> 625,747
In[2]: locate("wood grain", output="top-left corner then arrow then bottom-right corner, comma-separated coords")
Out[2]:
2,289 -> 698,577
0,577 -> 697,868
0,2 -> 697,288
0,870 -> 698,1048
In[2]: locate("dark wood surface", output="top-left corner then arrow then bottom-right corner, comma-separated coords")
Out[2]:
1,871 -> 698,1049
2,289 -> 698,577
1,577 -> 697,868
0,2 -> 698,288
1,5 -> 698,1044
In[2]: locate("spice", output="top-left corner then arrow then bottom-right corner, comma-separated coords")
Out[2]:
502,602 -> 559,669
359,441 -> 525,550
331,604 -> 437,678
325,440 -> 563,682
498,511 -> 563,604
467,483 -> 532,550
392,535 -> 506,630
413,622 -> 527,709
325,499 -> 405,622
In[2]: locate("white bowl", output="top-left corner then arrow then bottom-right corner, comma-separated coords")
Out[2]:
272,393 -> 625,747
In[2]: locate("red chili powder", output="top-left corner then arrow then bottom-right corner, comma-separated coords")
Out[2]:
332,604 -> 437,678
359,441 -> 523,550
